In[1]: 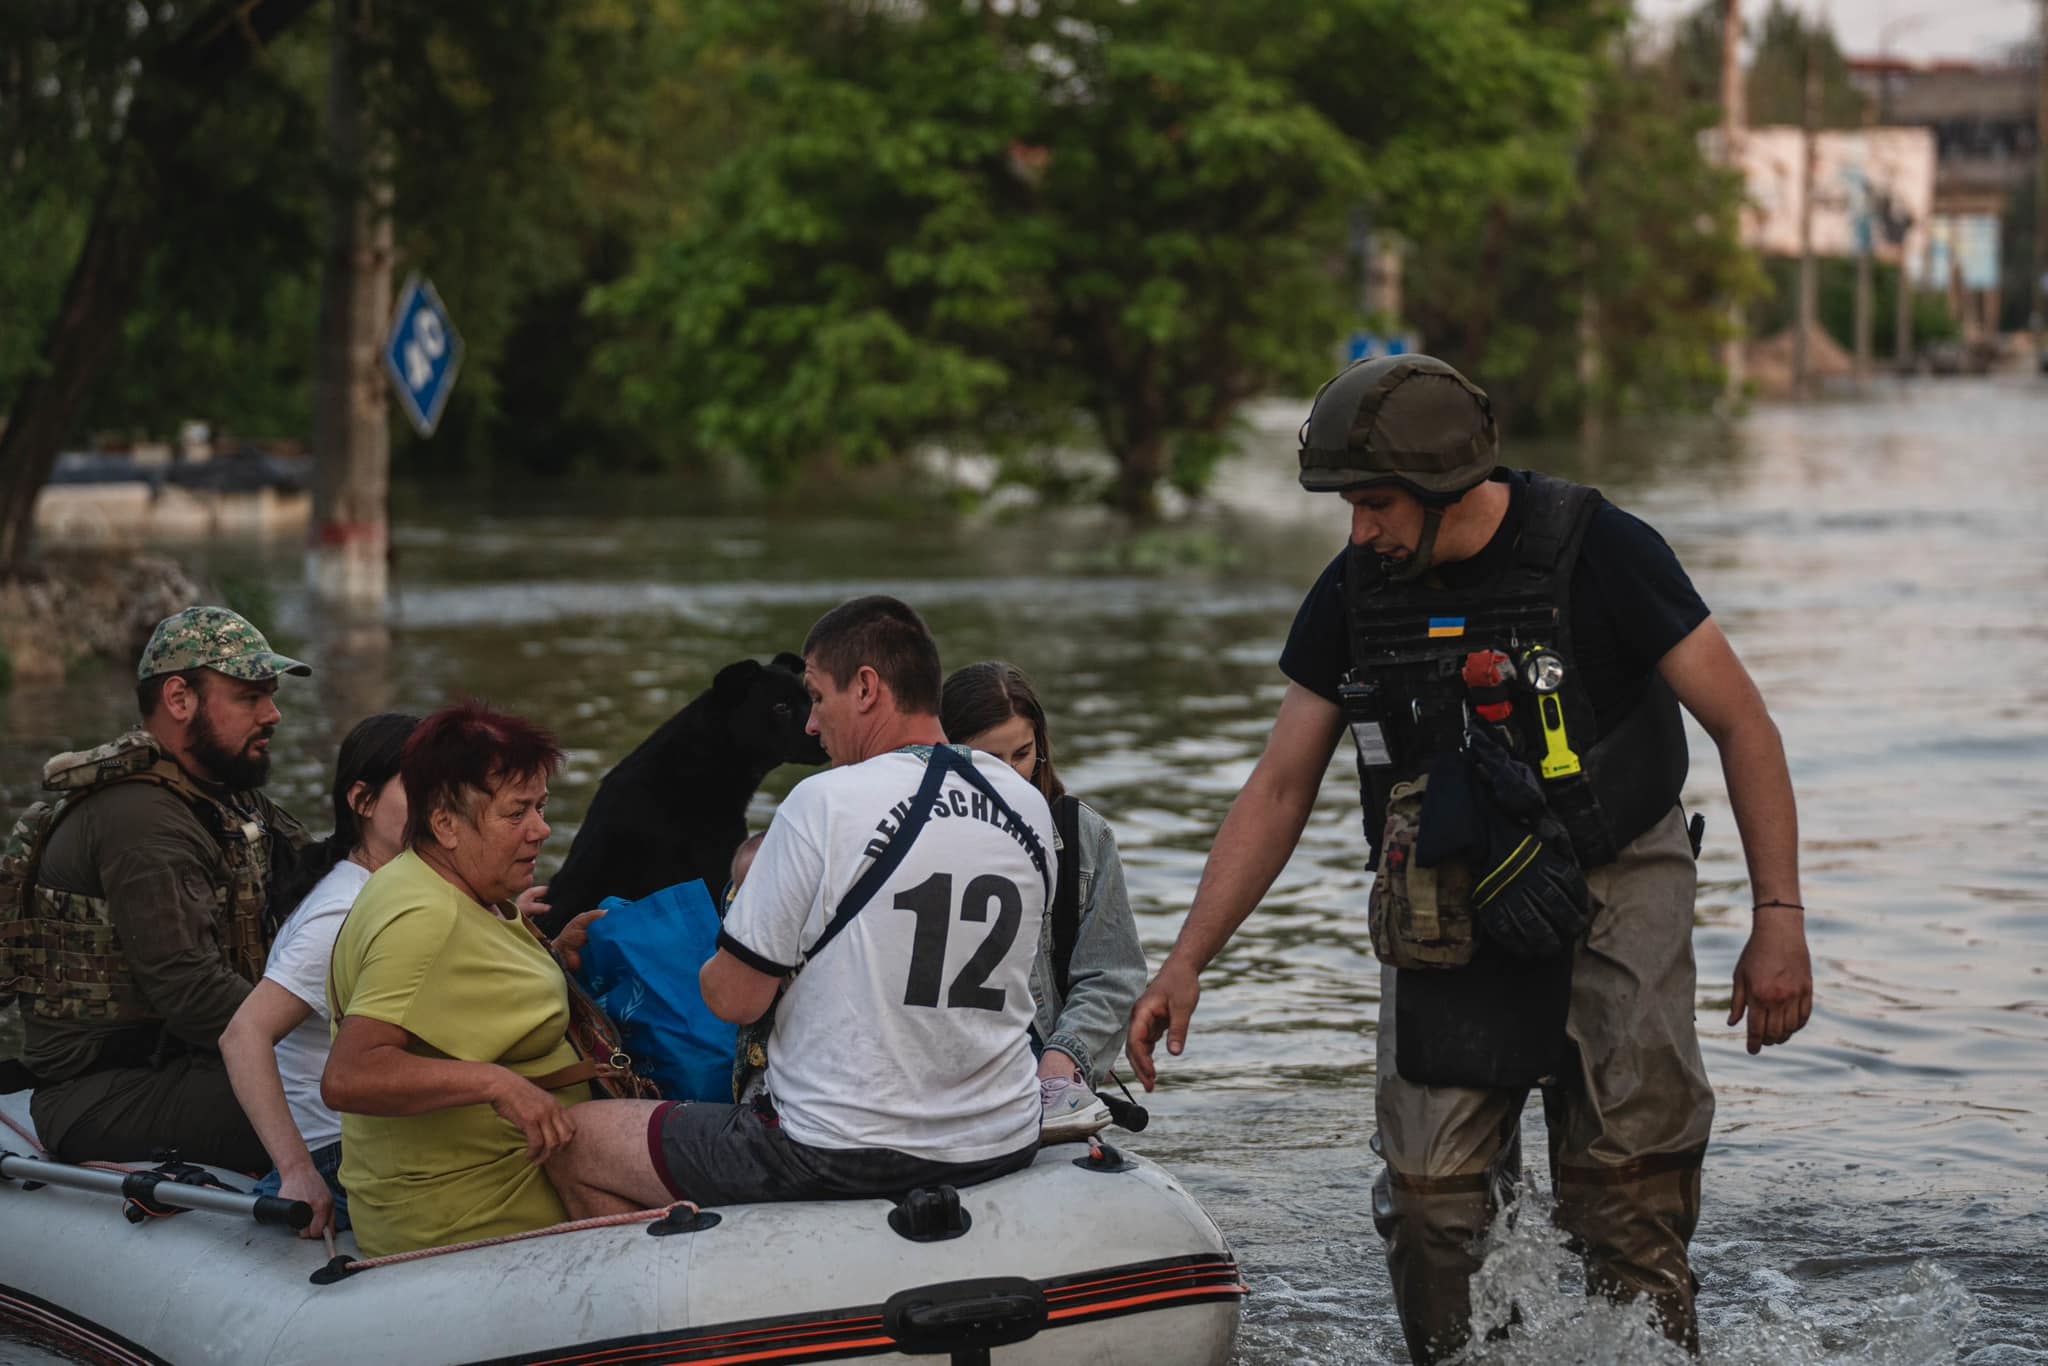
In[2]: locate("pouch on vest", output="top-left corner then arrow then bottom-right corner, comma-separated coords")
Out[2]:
1420,729 -> 1595,960
1394,948 -> 1573,1088
1368,773 -> 1476,971
574,879 -> 735,1102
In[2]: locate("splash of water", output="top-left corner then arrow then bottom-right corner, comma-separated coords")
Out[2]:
1445,1192 -> 1978,1366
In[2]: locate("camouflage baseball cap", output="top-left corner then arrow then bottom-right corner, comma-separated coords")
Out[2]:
1297,354 -> 1499,498
136,606 -> 312,682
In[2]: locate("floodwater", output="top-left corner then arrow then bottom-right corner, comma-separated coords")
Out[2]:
2,375 -> 2044,1363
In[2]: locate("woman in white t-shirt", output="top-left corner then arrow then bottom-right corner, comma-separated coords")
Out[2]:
219,712 -> 420,1238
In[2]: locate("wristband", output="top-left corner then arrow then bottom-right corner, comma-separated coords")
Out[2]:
1752,899 -> 1804,913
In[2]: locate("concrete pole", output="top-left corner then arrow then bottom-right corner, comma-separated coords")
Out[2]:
2035,0 -> 2048,358
1795,30 -> 1820,398
1895,225 -> 1916,371
309,0 -> 393,611
1855,234 -> 1874,380
1721,0 -> 1747,400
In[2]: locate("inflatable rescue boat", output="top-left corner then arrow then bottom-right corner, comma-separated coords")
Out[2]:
0,1093 -> 1243,1365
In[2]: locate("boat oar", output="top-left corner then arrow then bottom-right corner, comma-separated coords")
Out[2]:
0,1149 -> 312,1230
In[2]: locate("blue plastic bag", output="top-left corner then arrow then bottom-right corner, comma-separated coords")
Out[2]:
574,879 -> 737,1103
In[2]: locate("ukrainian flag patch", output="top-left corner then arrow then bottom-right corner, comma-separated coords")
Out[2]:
1427,617 -> 1466,639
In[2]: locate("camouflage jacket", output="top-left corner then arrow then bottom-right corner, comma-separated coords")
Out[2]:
0,730 -> 309,1078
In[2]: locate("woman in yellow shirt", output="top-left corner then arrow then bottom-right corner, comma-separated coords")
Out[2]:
323,700 -> 587,1257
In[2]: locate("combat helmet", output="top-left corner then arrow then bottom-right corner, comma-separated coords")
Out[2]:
1297,354 -> 1498,500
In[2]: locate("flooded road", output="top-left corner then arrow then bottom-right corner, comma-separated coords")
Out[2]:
2,376 -> 2044,1362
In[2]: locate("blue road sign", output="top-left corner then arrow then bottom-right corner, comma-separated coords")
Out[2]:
1346,331 -> 1415,364
383,275 -> 463,437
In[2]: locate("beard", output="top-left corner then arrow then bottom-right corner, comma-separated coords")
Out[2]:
189,703 -> 273,791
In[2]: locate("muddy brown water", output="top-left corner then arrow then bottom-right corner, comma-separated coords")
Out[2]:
3,375 -> 2044,1363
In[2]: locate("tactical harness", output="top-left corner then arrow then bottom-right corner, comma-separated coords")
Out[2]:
0,731 -> 299,1034
1342,472 -> 1692,1089
1340,471 -> 1689,872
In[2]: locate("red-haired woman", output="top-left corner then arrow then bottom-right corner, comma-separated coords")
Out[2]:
321,700 -> 586,1257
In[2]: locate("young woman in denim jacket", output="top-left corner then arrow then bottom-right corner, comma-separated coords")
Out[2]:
941,662 -> 1147,1141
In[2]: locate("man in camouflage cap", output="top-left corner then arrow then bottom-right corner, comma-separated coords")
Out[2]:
3,606 -> 313,1169
1128,355 -> 1812,1359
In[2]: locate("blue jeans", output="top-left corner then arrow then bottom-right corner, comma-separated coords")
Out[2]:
251,1139 -> 350,1231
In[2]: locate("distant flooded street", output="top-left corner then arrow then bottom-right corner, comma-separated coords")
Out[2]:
3,376 -> 2044,1363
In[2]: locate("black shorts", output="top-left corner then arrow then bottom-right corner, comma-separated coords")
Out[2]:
646,1100 -> 1037,1207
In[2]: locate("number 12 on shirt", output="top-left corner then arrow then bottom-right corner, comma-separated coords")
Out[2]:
892,872 -> 1023,1011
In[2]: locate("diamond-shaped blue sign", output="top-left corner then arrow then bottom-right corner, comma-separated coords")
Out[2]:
383,275 -> 463,437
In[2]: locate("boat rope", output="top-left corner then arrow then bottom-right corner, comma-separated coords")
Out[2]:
0,1106 -> 46,1157
314,1200 -> 702,1283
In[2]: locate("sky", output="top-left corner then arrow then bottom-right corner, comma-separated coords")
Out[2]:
1632,0 -> 2040,64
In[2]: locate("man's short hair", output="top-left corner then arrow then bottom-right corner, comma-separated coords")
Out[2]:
400,698 -> 565,848
802,596 -> 942,716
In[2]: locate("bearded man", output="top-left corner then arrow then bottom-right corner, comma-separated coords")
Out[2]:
7,606 -> 313,1168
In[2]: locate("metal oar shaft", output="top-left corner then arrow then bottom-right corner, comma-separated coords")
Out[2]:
0,1151 -> 312,1229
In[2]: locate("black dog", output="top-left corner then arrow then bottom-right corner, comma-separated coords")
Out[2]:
536,652 -> 826,936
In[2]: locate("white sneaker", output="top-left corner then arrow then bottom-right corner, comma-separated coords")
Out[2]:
1038,1076 -> 1113,1143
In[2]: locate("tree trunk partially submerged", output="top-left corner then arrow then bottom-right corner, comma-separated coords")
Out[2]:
308,0 -> 394,612
0,0 -> 318,576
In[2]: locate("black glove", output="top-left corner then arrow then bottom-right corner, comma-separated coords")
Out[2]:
1473,842 -> 1592,958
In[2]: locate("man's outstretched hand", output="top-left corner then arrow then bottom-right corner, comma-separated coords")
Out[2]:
1126,961 -> 1202,1092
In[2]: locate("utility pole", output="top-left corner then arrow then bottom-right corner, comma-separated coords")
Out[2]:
310,0 -> 393,610
2035,0 -> 2047,362
1721,0 -> 1747,401
1795,26 -> 1821,398
1855,210 -> 1874,381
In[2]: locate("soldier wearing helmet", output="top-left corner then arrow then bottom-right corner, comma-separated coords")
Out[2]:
1,606 -> 312,1170
1128,355 -> 1812,1360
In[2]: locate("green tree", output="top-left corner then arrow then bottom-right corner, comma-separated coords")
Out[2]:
1405,23 -> 1760,430
0,0 -> 318,572
598,0 -> 1610,515
1746,1 -> 1869,129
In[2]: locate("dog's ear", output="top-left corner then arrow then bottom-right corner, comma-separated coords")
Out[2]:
770,651 -> 805,675
711,658 -> 765,703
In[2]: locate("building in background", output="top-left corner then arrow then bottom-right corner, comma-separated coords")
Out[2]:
1847,58 -> 2039,336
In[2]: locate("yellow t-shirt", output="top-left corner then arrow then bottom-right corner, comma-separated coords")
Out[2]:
328,849 -> 589,1257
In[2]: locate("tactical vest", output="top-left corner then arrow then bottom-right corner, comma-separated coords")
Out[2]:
0,730 -> 298,1023
1341,472 -> 1689,871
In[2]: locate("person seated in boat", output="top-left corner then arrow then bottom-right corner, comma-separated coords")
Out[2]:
722,831 -> 765,914
321,700 -> 591,1257
218,712 -> 420,1239
544,596 -> 1051,1214
5,606 -> 314,1171
725,831 -> 772,1100
940,661 -> 1146,1143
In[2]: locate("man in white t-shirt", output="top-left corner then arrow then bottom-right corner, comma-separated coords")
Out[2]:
546,597 -> 1052,1212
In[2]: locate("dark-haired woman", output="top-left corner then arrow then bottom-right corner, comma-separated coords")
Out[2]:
322,700 -> 587,1257
221,712 -> 420,1239
940,662 -> 1146,1142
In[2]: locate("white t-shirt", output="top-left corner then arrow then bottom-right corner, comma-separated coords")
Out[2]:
263,858 -> 371,1152
723,747 -> 1053,1163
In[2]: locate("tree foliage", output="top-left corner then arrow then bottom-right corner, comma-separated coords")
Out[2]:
3,0 -> 1782,524
597,0 -> 1625,512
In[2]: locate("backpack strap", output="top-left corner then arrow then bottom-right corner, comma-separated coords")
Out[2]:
804,747 -> 1050,964
1051,795 -> 1083,999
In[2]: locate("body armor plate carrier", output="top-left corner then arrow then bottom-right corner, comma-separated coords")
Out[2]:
0,730 -> 297,1023
1342,471 -> 1689,872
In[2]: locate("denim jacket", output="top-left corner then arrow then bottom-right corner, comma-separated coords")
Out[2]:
1032,799 -> 1147,1085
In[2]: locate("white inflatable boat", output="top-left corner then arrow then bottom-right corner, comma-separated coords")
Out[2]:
0,1093 -> 1242,1365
